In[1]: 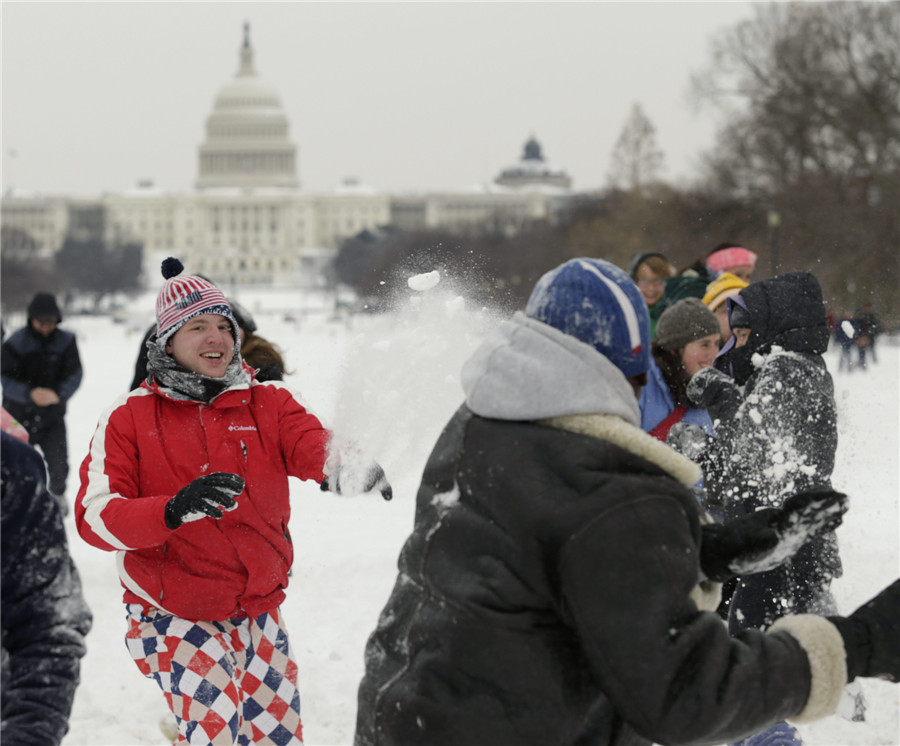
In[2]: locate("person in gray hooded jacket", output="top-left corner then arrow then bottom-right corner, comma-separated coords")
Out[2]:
354,257 -> 899,746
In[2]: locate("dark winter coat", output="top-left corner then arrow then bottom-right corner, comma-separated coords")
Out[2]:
1,324 -> 83,429
693,272 -> 840,627
355,313 -> 847,746
1,432 -> 92,746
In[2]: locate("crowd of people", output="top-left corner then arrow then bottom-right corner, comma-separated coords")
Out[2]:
1,244 -> 896,746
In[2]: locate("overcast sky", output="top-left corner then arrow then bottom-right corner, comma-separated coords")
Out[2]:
2,2 -> 756,197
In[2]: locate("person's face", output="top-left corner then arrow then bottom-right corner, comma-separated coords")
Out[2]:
165,314 -> 235,377
635,264 -> 665,306
681,333 -> 720,377
733,327 -> 752,348
30,318 -> 57,337
725,264 -> 754,283
714,304 -> 731,343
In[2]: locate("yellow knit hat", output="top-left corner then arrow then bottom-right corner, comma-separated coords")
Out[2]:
702,272 -> 749,311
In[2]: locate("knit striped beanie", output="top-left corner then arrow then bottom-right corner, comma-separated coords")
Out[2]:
525,257 -> 651,378
155,258 -> 238,348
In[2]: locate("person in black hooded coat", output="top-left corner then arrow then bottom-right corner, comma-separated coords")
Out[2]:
1,432 -> 92,745
687,271 -> 841,634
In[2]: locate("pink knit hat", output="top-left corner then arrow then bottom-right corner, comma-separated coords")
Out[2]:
155,258 -> 238,348
706,245 -> 758,275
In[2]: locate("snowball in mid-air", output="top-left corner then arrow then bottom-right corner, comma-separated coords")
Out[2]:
408,271 -> 441,292
840,320 -> 855,338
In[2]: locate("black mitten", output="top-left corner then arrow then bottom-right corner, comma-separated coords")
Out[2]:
700,488 -> 848,582
165,472 -> 244,529
687,366 -> 739,410
320,462 -> 392,501
829,580 -> 900,683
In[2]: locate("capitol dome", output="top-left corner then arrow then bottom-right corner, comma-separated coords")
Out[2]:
196,24 -> 299,190
495,136 -> 571,190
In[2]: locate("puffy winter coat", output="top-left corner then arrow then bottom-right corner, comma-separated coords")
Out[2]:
355,313 -> 847,746
1,324 -> 83,425
698,273 -> 841,604
76,376 -> 330,621
2,432 -> 92,746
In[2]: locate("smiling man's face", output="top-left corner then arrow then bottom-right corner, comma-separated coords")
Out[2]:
165,313 -> 235,377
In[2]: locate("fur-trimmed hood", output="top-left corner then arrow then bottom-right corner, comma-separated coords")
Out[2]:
462,312 -> 641,425
461,312 -> 701,486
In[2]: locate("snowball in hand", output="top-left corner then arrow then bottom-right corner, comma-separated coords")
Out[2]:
408,271 -> 441,292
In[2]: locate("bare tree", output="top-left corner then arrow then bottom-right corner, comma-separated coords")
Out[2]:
692,2 -> 900,199
607,103 -> 665,192
691,2 -> 899,324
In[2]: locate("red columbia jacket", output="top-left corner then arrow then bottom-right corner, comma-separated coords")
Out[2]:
76,377 -> 330,621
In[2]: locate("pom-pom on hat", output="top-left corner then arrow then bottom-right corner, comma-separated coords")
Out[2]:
525,257 -> 651,378
702,272 -> 749,311
155,258 -> 238,348
655,298 -> 721,351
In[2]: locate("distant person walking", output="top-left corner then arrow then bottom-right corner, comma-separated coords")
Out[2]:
854,301 -> 880,369
1,293 -> 83,513
834,312 -> 857,373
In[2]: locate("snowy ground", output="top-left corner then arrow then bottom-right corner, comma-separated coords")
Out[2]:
53,282 -> 899,746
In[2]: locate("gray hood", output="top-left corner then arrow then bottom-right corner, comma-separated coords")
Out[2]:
461,312 -> 641,426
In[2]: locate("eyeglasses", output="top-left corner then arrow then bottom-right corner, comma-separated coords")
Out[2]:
637,278 -> 665,287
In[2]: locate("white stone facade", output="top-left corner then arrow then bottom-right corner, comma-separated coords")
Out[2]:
1,26 -> 570,288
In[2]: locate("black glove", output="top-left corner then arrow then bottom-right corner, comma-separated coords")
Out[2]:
165,472 -> 245,529
829,580 -> 900,682
699,488 -> 848,582
321,462 -> 392,501
687,366 -> 738,410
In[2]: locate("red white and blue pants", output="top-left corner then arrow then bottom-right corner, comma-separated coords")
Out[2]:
125,604 -> 304,745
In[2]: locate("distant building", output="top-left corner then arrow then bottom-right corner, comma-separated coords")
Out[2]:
1,25 -> 573,287
495,136 -> 572,190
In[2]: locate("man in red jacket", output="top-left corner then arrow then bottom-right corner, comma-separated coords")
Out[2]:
76,258 -> 390,746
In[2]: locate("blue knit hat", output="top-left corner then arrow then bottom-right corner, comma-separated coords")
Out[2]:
525,258 -> 651,378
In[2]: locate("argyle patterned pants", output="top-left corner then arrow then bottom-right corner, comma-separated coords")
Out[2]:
125,604 -> 304,745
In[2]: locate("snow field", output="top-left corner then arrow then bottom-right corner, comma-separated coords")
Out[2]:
59,286 -> 898,745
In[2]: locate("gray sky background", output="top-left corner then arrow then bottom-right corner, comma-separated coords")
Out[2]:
2,1 -> 755,197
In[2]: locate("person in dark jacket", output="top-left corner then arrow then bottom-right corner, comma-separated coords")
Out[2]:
686,272 -> 845,746
1,293 -> 83,511
689,272 -> 841,631
1,431 -> 92,746
354,258 -> 899,746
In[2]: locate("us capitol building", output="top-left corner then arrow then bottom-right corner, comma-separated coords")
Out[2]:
2,25 -> 573,287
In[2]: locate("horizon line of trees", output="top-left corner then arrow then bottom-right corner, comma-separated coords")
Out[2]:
335,2 -> 899,329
